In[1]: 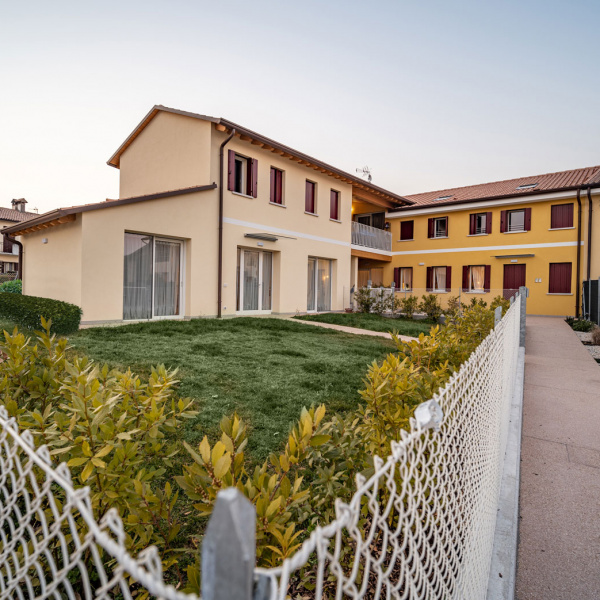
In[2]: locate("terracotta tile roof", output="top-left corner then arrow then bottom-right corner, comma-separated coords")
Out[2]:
395,165 -> 600,211
0,207 -> 38,223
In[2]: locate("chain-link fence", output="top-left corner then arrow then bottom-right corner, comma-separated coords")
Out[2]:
0,271 -> 19,285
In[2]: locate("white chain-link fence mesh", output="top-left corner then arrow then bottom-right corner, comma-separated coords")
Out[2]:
0,294 -> 522,599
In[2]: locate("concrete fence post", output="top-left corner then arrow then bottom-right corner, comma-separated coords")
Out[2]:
494,306 -> 503,327
202,488 -> 256,600
518,286 -> 528,348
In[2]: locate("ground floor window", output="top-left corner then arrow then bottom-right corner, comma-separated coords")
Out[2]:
463,265 -> 490,293
308,257 -> 332,311
0,261 -> 17,273
549,262 -> 572,294
427,266 -> 451,292
394,267 -> 412,291
123,233 -> 183,320
236,249 -> 272,312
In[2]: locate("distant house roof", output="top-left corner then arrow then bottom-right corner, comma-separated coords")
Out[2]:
0,207 -> 38,223
107,105 -> 412,208
392,165 -> 600,211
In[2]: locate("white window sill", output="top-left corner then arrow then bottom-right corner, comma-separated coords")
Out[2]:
232,191 -> 253,199
397,238 -> 414,242
269,202 -> 286,208
547,293 -> 573,296
330,218 -> 342,223
429,290 -> 449,294
549,227 -> 575,231
305,211 -> 318,217
430,236 -> 449,239
503,230 -> 527,234
467,233 -> 489,237
464,290 -> 487,294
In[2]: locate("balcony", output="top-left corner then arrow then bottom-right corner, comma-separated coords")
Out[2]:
351,221 -> 392,252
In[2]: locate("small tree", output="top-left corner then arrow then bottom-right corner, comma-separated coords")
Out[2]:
419,294 -> 443,321
354,287 -> 375,313
399,295 -> 419,319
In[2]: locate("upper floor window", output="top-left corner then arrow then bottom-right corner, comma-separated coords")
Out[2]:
428,216 -> 448,239
469,212 -> 492,235
270,167 -> 284,205
400,220 -> 414,241
356,212 -> 385,229
227,150 -> 257,197
330,190 -> 340,221
305,180 -> 316,214
500,208 -> 531,233
549,262 -> 572,294
550,204 -> 574,229
2,235 -> 14,254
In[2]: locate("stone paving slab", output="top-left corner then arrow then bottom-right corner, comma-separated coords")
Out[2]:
516,316 -> 600,600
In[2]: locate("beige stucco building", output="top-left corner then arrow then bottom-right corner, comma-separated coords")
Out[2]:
4,106 -> 408,324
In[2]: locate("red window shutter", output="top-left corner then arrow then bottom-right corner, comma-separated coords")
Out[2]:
400,221 -> 414,240
305,181 -> 315,213
446,266 -> 451,291
250,159 -> 258,198
270,168 -> 275,203
549,263 -> 572,294
445,217 -> 449,238
428,218 -> 434,238
330,190 -> 339,220
394,268 -> 400,288
426,267 -> 433,292
469,214 -> 476,235
500,210 -> 507,233
524,207 -> 532,231
227,150 -> 236,191
484,265 -> 491,292
551,204 -> 574,229
462,266 -> 469,292
486,212 -> 492,234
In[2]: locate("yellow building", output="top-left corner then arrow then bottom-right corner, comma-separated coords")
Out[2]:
0,200 -> 37,276
372,167 -> 600,316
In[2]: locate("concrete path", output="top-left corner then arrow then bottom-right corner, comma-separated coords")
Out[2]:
288,317 -> 416,342
516,316 -> 600,599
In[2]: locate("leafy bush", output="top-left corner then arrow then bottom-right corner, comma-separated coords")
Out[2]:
0,278 -> 21,294
490,295 -> 510,316
372,289 -> 392,315
469,297 -> 487,309
0,292 -> 82,334
568,318 -> 595,332
398,294 -> 419,319
354,287 -> 375,313
419,294 -> 443,321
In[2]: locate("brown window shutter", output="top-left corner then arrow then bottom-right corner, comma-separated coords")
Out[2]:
500,210 -> 507,233
486,212 -> 492,234
469,214 -> 476,235
394,268 -> 400,288
428,218 -> 434,238
549,262 -> 572,294
524,207 -> 532,231
250,159 -> 258,198
484,265 -> 491,292
462,266 -> 469,292
400,221 -> 414,240
227,150 -> 236,191
426,267 -> 433,292
330,190 -> 339,220
270,167 -> 275,203
446,266 -> 451,291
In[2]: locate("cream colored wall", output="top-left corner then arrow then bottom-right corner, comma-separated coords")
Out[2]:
21,218 -> 83,306
118,111 -> 213,199
386,197 -> 581,316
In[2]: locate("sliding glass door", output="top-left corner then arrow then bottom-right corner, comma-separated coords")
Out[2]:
307,257 -> 332,312
236,249 -> 272,313
124,233 -> 183,320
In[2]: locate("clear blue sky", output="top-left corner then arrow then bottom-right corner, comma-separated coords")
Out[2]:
1,0 -> 598,214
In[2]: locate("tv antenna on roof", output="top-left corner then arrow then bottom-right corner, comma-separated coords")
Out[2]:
356,166 -> 372,182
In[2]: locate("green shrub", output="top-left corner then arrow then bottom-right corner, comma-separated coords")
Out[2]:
354,287 -> 375,313
398,294 -> 419,319
0,292 -> 82,334
469,296 -> 487,309
419,294 -> 443,321
372,289 -> 392,315
569,318 -> 595,332
0,279 -> 21,294
490,295 -> 510,316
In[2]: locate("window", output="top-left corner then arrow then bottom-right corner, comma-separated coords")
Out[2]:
400,221 -> 414,241
270,167 -> 284,205
330,190 -> 340,221
394,267 -> 413,291
428,216 -> 448,238
305,180 -> 316,214
469,212 -> 492,235
356,212 -> 385,229
432,195 -> 452,202
549,263 -> 572,294
427,266 -> 451,292
227,150 -> 257,197
2,235 -> 13,254
516,183 -> 538,190
308,257 -> 332,311
500,208 -> 531,233
551,204 -> 574,229
237,249 -> 272,311
462,265 -> 491,293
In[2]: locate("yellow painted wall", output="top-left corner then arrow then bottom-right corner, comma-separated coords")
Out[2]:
118,111 -> 213,198
386,196 -> 582,316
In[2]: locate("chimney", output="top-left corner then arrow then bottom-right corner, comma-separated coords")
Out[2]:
11,198 -> 27,213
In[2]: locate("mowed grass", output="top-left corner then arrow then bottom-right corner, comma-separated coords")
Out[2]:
71,317 -> 394,462
295,312 -> 433,336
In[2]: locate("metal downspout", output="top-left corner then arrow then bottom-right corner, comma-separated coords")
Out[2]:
576,188 -> 582,318
4,234 -> 23,281
586,185 -> 593,281
218,128 -> 236,318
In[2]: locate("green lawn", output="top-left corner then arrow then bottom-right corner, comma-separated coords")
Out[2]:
70,317 -> 394,462
295,312 -> 434,336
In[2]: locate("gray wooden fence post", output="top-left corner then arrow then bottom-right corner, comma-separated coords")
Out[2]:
494,306 -> 502,326
518,286 -> 528,348
202,488 -> 256,600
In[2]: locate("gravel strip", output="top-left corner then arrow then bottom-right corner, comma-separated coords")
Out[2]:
573,330 -> 600,359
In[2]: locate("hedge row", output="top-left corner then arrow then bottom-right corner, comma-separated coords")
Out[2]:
0,292 -> 82,334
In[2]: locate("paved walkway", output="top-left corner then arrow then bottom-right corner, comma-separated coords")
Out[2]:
288,317 -> 416,341
516,316 -> 600,599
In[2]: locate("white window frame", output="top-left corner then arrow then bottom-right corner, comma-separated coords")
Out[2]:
236,249 -> 273,315
507,209 -> 525,232
399,267 -> 412,291
307,257 -> 332,313
468,265 -> 486,293
433,266 -> 447,292
433,217 -> 448,238
234,154 -> 249,196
